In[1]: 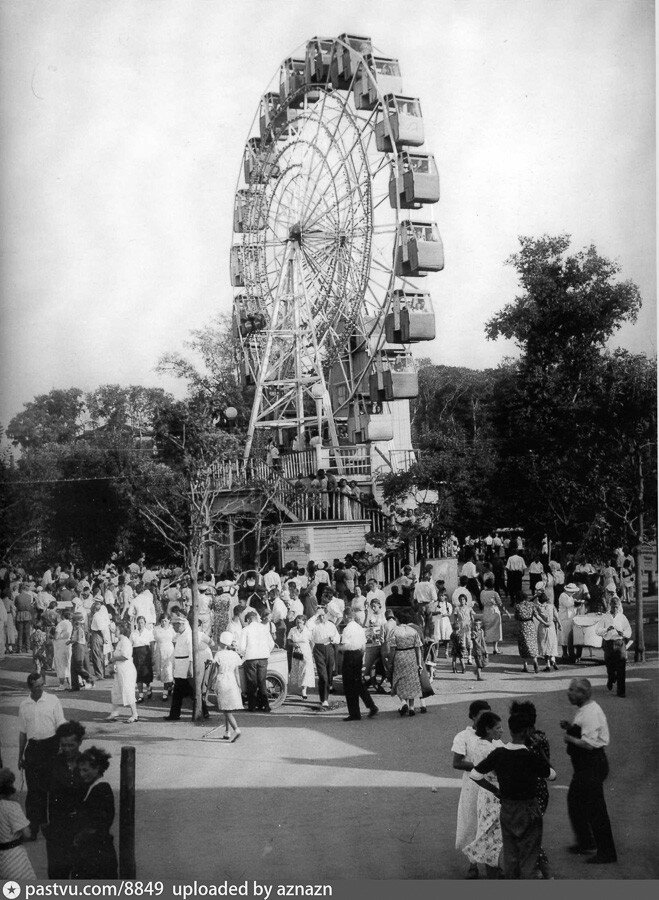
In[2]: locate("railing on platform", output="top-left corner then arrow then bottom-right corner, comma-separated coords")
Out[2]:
274,484 -> 371,522
280,449 -> 318,480
327,445 -> 371,477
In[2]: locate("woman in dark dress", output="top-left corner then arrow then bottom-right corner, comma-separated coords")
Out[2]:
514,594 -> 540,673
46,721 -> 87,878
510,700 -> 552,878
71,747 -> 118,879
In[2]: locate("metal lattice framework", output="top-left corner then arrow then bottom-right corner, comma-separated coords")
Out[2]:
231,36 -> 442,461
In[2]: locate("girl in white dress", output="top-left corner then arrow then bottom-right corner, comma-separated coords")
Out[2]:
287,614 -> 315,700
53,610 -> 73,689
0,768 -> 36,881
106,621 -> 138,723
153,613 -> 175,700
210,631 -> 243,742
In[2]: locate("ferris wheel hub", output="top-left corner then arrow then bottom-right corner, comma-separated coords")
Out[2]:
288,223 -> 302,243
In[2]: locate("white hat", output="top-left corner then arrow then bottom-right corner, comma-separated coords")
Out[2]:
564,583 -> 579,593
219,631 -> 234,645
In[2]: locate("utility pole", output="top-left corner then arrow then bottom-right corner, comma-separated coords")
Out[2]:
634,448 -> 645,662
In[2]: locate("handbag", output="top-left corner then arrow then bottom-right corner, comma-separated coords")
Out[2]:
292,648 -> 304,661
416,646 -> 435,697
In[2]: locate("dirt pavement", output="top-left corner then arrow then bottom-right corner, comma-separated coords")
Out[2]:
1,642 -> 657,881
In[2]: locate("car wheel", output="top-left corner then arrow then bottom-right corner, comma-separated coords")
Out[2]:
265,672 -> 286,709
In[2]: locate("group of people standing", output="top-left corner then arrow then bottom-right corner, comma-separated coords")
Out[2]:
0,672 -> 117,881
451,677 -> 618,879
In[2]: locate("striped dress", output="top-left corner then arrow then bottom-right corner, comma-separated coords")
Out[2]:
0,798 -> 36,880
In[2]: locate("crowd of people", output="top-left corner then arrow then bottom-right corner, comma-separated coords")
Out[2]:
451,677 -> 618,879
0,540 -> 637,880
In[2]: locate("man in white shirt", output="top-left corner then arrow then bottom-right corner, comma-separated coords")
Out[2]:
263,564 -> 282,593
340,610 -> 378,720
128,585 -> 157,628
270,589 -> 288,648
596,591 -> 632,698
89,601 -> 112,679
366,579 -> 386,606
18,672 -> 66,837
505,551 -> 527,603
560,678 -> 617,864
325,591 -> 345,625
310,606 -> 340,709
164,616 -> 209,720
414,574 -> 438,607
240,610 -> 275,712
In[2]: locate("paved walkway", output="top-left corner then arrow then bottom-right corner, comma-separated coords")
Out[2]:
1,645 -> 657,880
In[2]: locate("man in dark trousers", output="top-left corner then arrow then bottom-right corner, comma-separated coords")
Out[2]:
18,672 -> 65,838
239,610 -> 274,712
471,710 -> 553,878
561,677 -> 617,863
340,610 -> 378,721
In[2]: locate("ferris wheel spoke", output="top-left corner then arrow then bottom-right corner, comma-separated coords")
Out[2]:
303,178 -> 370,232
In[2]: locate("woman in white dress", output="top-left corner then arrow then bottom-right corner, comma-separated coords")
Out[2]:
210,631 -> 243,742
106,621 -> 138,723
0,768 -> 36,881
557,583 -> 578,660
463,712 -> 505,877
53,610 -> 73,689
287,614 -> 315,700
152,613 -> 175,700
451,699 -> 492,878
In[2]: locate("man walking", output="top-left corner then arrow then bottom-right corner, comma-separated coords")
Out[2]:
340,610 -> 378,721
505,551 -> 527,604
596,589 -> 632,698
18,672 -> 66,838
561,677 -> 617,864
310,606 -> 339,710
240,610 -> 274,712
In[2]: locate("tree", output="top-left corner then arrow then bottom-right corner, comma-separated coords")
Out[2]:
486,235 -> 652,551
7,388 -> 86,449
377,364 -> 500,541
129,423 -> 283,720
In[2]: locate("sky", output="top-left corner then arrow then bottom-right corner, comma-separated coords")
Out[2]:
0,0 -> 655,427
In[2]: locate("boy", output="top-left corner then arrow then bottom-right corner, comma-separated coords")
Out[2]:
471,619 -> 488,681
449,622 -> 466,674
471,711 -> 554,878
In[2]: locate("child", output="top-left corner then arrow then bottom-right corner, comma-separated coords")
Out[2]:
471,711 -> 556,879
471,620 -> 488,681
209,631 -> 243,742
30,620 -> 48,674
454,595 -> 475,663
0,768 -> 36,880
449,622 -> 466,674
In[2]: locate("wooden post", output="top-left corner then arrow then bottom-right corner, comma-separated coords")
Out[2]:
634,450 -> 646,662
119,746 -> 136,879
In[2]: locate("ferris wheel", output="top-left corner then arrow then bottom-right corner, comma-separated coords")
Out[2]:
230,34 -> 443,462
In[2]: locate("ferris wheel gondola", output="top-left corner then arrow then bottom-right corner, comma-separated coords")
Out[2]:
230,34 -> 443,462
